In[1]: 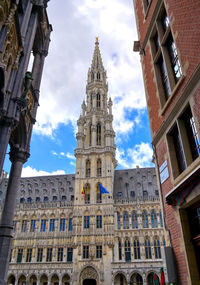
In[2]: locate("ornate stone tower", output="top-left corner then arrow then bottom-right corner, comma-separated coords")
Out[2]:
73,38 -> 117,284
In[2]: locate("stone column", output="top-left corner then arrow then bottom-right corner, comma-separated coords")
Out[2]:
0,147 -> 29,285
0,119 -> 12,173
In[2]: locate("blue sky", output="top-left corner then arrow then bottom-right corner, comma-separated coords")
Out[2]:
4,0 -> 154,177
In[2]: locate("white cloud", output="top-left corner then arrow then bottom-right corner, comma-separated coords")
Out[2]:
21,166 -> 66,177
33,0 -> 145,138
116,142 -> 154,169
52,151 -> 75,160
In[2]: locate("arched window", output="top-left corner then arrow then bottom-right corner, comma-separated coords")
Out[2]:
160,211 -> 163,227
96,93 -> 101,108
118,239 -> 122,260
68,217 -> 73,231
27,197 -> 32,203
91,72 -> 94,81
145,237 -> 152,259
151,210 -> 158,228
123,212 -> 129,229
97,72 -> 100,80
134,239 -> 140,259
89,123 -> 92,146
142,211 -> 149,228
85,183 -> 90,204
130,273 -> 143,285
97,123 -> 101,145
125,239 -> 131,261
97,159 -> 102,177
154,237 -> 161,259
132,211 -> 138,228
117,212 -> 121,229
147,273 -> 160,285
86,160 -> 91,178
96,184 -> 102,204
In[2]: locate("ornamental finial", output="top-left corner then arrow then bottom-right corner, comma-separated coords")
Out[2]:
95,37 -> 99,44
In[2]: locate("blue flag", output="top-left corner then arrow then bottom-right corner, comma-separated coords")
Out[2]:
99,183 -> 109,194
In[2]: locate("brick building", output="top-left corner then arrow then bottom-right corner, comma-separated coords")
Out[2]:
133,0 -> 200,284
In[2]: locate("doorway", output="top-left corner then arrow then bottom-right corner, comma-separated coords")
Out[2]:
83,279 -> 96,285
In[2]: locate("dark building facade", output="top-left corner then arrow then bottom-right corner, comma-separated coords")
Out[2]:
133,0 -> 200,284
0,1 -> 52,283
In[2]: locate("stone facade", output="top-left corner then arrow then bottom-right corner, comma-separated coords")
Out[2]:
133,0 -> 200,284
0,39 -> 165,285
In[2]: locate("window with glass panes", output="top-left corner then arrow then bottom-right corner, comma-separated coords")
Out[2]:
60,218 -> 65,231
154,238 -> 161,258
83,246 -> 89,259
96,245 -> 102,258
123,212 -> 129,229
21,220 -> 27,232
125,239 -> 131,261
40,219 -> 47,232
150,5 -> 182,107
67,247 -> 73,262
145,238 -> 152,259
118,240 -> 122,260
167,105 -> 200,178
68,218 -> 72,231
134,239 -> 140,259
13,220 -> 17,232
37,248 -> 43,262
151,211 -> 158,228
84,216 -> 90,229
46,248 -> 52,262
117,212 -> 121,229
17,248 -> 23,263
132,211 -> 138,228
142,211 -> 149,228
30,219 -> 36,232
96,215 -> 102,228
49,219 -> 55,232
26,248 -> 32,262
57,247 -> 63,261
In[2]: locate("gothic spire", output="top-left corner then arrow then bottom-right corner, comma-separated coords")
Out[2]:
91,37 -> 104,71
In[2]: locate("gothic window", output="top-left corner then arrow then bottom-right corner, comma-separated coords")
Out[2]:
130,191 -> 135,198
97,159 -> 102,177
49,218 -> 55,232
91,72 -> 94,81
97,72 -> 100,80
154,237 -> 161,259
97,93 -> 101,108
125,239 -> 131,261
46,248 -> 52,262
84,216 -> 90,229
85,183 -> 90,204
96,245 -> 102,258
96,184 -> 102,204
151,211 -> 158,228
142,211 -> 149,228
86,160 -> 91,178
40,219 -> 47,232
97,123 -> 101,145
62,195 -> 66,201
118,240 -> 122,260
44,196 -> 48,202
145,237 -> 152,259
117,212 -> 121,229
60,218 -> 66,231
27,197 -> 32,203
57,247 -> 63,262
67,247 -> 73,262
68,217 -> 72,231
21,220 -> 27,232
134,239 -> 141,259
89,123 -> 92,146
83,245 -> 89,259
20,197 -> 25,203
132,211 -> 138,229
37,248 -> 43,262
123,212 -> 129,229
96,215 -> 102,228
17,249 -> 23,263
26,248 -> 32,262
30,220 -> 36,232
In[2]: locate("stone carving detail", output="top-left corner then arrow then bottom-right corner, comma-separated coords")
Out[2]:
80,266 -> 98,283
